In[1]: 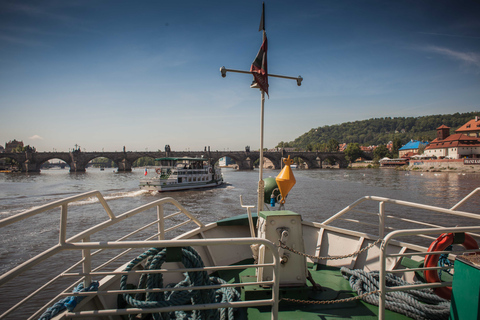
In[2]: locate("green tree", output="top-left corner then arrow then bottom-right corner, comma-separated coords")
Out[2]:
344,143 -> 363,163
276,111 -> 477,150
314,142 -> 325,152
326,138 -> 339,152
133,157 -> 155,167
391,137 -> 402,158
14,145 -> 36,153
373,145 -> 391,162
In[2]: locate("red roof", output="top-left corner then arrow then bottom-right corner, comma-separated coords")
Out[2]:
437,124 -> 450,129
456,118 -> 480,133
426,133 -> 480,150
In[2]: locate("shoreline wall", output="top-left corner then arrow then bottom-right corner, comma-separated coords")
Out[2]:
408,159 -> 480,172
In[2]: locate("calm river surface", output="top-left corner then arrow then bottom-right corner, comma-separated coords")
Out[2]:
1,167 -> 479,223
0,167 -> 479,317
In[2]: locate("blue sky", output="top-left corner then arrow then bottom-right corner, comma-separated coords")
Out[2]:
1,0 -> 479,152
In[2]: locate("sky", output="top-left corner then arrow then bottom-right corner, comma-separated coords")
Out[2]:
1,0 -> 479,153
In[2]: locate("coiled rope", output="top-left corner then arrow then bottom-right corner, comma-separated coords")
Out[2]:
340,267 -> 450,320
120,246 -> 240,320
280,237 -> 450,319
38,281 -> 99,320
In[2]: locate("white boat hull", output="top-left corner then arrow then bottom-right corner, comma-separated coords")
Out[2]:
140,179 -> 224,192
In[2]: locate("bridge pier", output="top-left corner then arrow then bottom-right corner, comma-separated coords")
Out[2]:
338,159 -> 349,169
117,158 -> 132,172
22,160 -> 41,172
69,160 -> 86,172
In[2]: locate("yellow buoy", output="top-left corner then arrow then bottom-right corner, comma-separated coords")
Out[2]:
275,155 -> 296,204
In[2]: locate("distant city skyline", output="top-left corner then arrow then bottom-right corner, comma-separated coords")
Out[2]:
1,0 -> 479,152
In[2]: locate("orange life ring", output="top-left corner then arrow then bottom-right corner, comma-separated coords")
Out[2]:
155,168 -> 161,174
424,232 -> 478,300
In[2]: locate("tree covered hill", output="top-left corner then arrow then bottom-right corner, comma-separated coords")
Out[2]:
280,112 -> 479,149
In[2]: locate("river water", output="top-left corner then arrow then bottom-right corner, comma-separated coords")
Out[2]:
0,167 -> 479,318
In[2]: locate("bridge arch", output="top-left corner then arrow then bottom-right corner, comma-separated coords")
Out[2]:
261,154 -> 280,169
292,155 -> 315,169
39,157 -> 71,170
86,156 -> 117,169
211,154 -> 253,170
0,153 -> 24,171
131,155 -> 156,168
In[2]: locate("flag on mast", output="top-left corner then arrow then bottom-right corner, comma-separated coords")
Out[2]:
250,3 -> 268,95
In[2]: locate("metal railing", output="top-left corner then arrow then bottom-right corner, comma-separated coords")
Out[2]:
319,188 -> 480,320
0,190 -> 280,320
378,226 -> 480,320
321,188 -> 480,241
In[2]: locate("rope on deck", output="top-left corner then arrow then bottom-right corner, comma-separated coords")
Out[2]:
38,281 -> 99,320
120,246 -> 240,320
340,267 -> 450,320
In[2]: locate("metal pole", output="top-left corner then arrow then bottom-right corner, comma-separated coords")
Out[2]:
256,30 -> 267,214
257,90 -> 265,213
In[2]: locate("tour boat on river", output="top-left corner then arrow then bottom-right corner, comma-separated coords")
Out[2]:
139,157 -> 224,192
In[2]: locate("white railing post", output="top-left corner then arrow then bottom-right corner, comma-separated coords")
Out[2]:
59,204 -> 68,245
378,201 -> 385,239
157,204 -> 165,240
82,236 -> 92,287
379,238 -> 387,320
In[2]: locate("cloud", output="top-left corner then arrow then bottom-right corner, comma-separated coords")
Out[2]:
421,45 -> 480,69
29,135 -> 44,140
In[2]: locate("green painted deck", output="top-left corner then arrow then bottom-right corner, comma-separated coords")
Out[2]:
216,261 -> 413,320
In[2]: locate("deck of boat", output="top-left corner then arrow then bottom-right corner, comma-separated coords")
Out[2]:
215,260 -> 413,320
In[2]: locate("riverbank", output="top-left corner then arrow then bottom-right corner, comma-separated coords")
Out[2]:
407,159 -> 480,173
349,160 -> 480,173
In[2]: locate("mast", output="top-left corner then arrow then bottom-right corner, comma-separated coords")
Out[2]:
258,2 -> 267,213
220,3 -> 303,213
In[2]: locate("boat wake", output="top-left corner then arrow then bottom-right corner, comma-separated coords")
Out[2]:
70,189 -> 151,206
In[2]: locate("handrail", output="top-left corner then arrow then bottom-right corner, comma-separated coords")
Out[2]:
322,195 -> 480,226
378,226 -> 480,320
0,192 -> 211,320
317,189 -> 480,320
451,187 -> 480,211
320,190 -> 480,245
0,196 -> 204,288
0,190 -> 114,228
61,238 -> 280,320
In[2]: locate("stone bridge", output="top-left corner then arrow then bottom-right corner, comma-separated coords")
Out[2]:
0,149 -> 348,172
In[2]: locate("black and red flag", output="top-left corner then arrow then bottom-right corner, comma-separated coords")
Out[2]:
250,2 -> 268,95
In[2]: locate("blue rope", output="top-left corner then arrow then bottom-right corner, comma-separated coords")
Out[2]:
438,245 -> 454,278
341,267 -> 450,320
38,281 -> 99,320
120,247 -> 240,320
